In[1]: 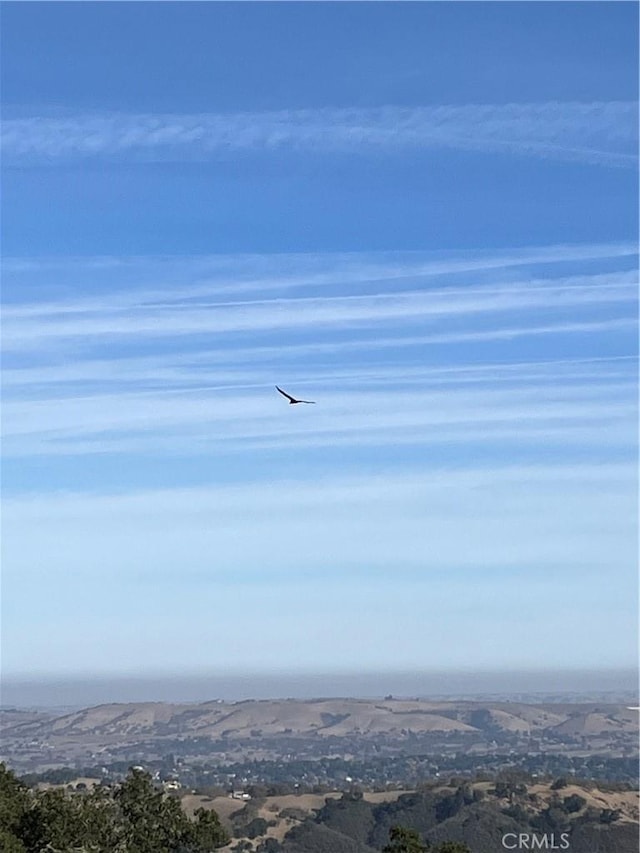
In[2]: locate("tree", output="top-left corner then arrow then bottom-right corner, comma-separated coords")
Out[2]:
492,781 -> 511,799
599,808 -> 621,824
113,769 -> 229,851
113,768 -> 192,852
19,787 -> 91,852
383,826 -> 429,853
0,764 -> 30,851
190,806 -> 229,849
0,763 -> 229,853
70,785 -> 121,851
257,840 -> 283,853
0,829 -> 26,853
563,793 -> 586,814
383,827 -> 472,853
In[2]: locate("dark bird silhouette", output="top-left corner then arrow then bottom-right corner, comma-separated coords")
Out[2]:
276,386 -> 316,405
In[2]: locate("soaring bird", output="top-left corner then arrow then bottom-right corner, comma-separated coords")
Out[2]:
276,386 -> 316,405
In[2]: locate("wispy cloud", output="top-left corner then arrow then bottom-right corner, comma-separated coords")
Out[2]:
1,349 -> 635,395
2,101 -> 637,166
2,241 -> 638,292
2,244 -> 637,461
3,375 -> 636,459
2,270 -> 636,351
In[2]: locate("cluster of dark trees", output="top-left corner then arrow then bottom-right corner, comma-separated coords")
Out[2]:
382,828 -> 470,852
0,763 -> 229,852
280,780 -> 636,853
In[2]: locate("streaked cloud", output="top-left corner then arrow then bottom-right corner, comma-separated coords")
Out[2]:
2,269 -> 637,351
2,101 -> 637,166
2,243 -> 637,461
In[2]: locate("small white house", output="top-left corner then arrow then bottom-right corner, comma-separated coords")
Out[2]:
230,791 -> 251,800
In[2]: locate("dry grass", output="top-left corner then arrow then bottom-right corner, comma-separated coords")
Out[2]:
528,782 -> 639,823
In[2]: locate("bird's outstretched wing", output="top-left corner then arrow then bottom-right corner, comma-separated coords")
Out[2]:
276,385 -> 316,404
276,385 -> 297,402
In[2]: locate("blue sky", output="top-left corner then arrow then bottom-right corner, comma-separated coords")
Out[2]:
1,2 -> 638,690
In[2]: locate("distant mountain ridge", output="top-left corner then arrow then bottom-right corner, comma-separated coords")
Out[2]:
2,698 -> 637,744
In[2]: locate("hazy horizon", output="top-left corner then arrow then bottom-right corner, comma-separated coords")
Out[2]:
2,667 -> 637,710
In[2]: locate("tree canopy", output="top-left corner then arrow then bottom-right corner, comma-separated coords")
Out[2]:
383,826 -> 472,853
0,763 -> 229,852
